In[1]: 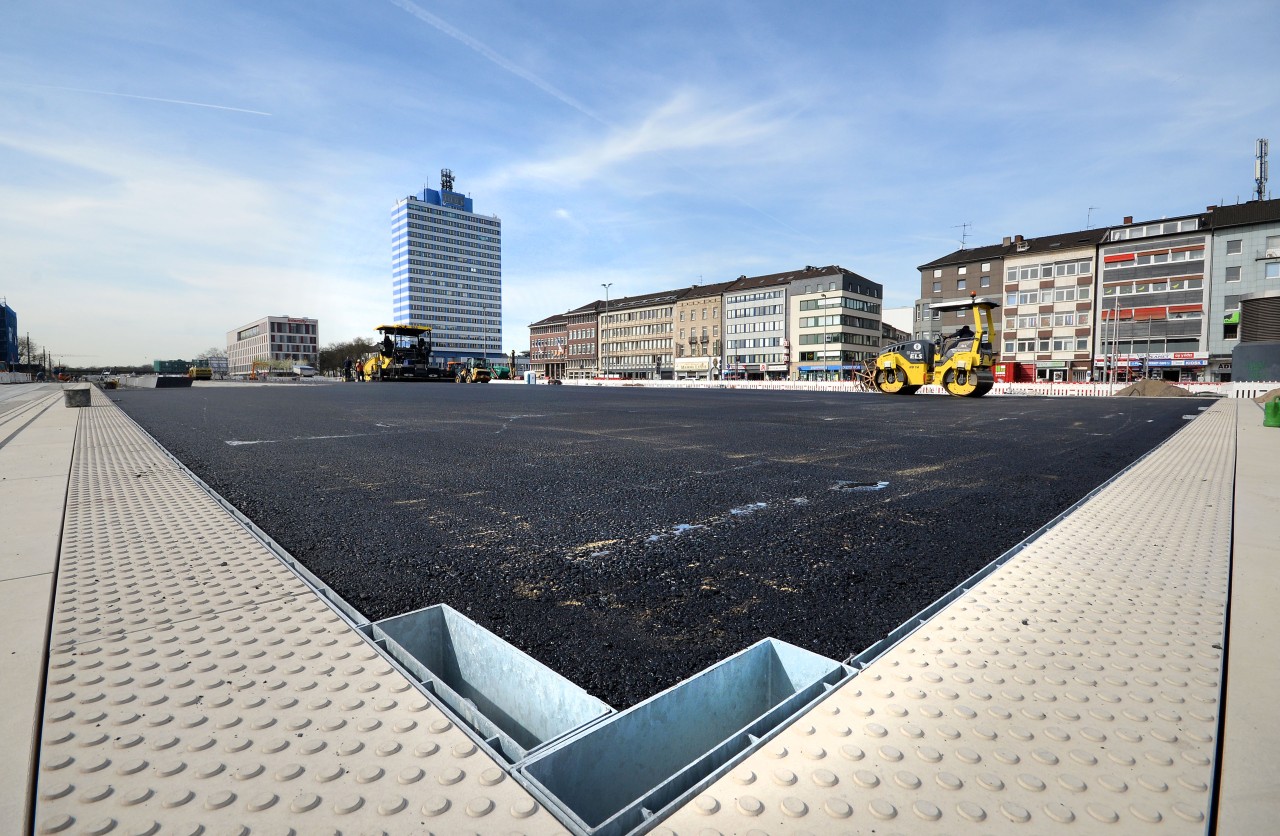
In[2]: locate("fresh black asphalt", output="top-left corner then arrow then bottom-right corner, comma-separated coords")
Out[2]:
112,382 -> 1201,708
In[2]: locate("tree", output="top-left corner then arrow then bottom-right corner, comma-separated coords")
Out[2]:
318,337 -> 377,373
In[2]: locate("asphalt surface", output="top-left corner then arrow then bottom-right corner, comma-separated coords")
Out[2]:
112,382 -> 1201,709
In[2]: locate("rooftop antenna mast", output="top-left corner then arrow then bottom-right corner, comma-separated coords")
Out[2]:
440,168 -> 454,193
1255,139 -> 1268,202
953,221 -> 972,248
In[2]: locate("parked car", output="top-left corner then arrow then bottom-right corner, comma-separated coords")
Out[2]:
293,364 -> 318,377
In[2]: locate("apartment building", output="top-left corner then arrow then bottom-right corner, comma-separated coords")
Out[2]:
1097,212 -> 1208,381
722,271 -> 794,380
601,288 -> 684,379
915,247 -> 1005,343
1203,198 -> 1280,380
529,311 -> 568,380
788,266 -> 884,381
999,229 -> 1106,382
226,315 -> 318,377
673,281 -> 734,380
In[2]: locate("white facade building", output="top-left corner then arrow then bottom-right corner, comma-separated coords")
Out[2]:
392,169 -> 502,362
226,315 -> 318,377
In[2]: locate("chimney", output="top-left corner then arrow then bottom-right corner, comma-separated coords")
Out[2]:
1206,205 -> 1216,212
1013,235 -> 1024,243
1002,236 -> 1012,246
1123,215 -> 1133,225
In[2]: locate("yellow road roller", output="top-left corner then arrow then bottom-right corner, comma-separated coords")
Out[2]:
875,293 -> 999,397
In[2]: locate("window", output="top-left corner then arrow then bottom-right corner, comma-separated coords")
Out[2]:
956,279 -> 967,291
980,275 -> 991,287
1038,340 -> 1050,352
932,281 -> 941,293
1267,235 -> 1280,253
1267,263 -> 1280,279
981,262 -> 991,271
1003,341 -> 1015,354
1076,338 -> 1089,351
958,266 -> 968,274
933,269 -> 942,278
1226,266 -> 1241,282
1226,239 -> 1242,255
1006,292 -> 1017,305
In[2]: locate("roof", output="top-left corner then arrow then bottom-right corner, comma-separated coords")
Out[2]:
608,286 -> 690,311
1203,198 -> 1280,230
919,227 -> 1108,270
918,241 -> 1015,270
1000,227 -> 1109,259
374,324 -> 431,336
528,311 -> 568,328
678,279 -> 739,301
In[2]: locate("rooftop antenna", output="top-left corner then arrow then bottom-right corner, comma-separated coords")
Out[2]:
1256,138 -> 1269,202
440,168 -> 455,193
953,221 -> 972,248
1087,206 -> 1099,229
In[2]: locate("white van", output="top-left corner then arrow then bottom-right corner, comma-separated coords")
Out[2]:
292,364 -> 318,377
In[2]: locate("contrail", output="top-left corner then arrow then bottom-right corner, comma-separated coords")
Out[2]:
387,0 -> 606,126
387,0 -> 806,237
28,84 -> 271,116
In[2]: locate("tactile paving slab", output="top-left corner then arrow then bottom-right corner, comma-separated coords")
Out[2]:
658,401 -> 1234,834
33,391 -> 566,834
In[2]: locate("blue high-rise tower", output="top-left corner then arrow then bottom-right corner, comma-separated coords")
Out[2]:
391,169 -> 503,362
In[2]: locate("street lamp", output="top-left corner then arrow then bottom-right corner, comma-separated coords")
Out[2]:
819,293 -> 829,381
601,282 -> 612,377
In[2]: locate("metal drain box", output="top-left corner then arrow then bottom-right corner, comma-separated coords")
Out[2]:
370,604 -> 612,763
517,637 -> 847,835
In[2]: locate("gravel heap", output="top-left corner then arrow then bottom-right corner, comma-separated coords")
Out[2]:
1114,379 -> 1192,397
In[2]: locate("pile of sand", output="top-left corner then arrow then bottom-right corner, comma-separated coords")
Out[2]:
1114,379 -> 1193,398
1253,387 -> 1280,403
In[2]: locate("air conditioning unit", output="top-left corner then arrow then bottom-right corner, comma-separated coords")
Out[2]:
1266,248 -> 1280,258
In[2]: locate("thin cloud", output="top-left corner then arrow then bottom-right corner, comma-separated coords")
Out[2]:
387,0 -> 606,126
25,83 -> 271,116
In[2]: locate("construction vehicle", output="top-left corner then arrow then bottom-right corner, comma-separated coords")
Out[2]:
362,324 -> 450,381
187,362 -> 212,380
874,293 -> 999,397
450,357 -> 492,383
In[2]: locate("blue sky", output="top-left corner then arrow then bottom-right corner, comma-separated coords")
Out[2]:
3,0 -> 1278,365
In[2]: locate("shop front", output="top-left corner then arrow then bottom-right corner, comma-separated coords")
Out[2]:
1092,352 -> 1208,382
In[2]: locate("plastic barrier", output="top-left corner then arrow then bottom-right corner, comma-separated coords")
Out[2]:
517,638 -> 848,835
370,604 -> 612,763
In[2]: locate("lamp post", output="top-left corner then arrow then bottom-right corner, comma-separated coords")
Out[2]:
819,293 -> 829,381
601,282 -> 612,377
